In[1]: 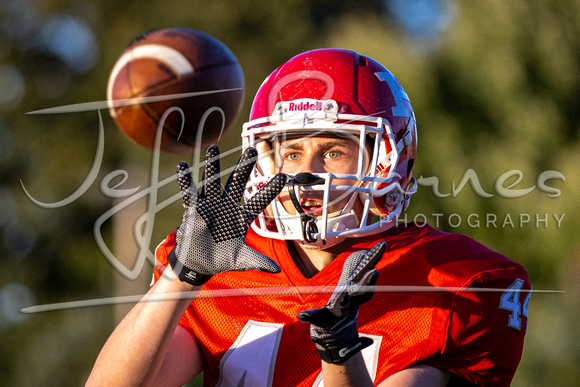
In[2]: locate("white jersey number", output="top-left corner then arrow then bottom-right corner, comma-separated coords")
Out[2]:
216,320 -> 283,387
217,320 -> 381,387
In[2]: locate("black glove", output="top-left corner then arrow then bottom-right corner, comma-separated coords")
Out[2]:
168,145 -> 287,286
298,241 -> 386,364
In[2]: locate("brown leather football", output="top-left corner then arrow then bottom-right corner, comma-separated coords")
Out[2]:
107,28 -> 244,154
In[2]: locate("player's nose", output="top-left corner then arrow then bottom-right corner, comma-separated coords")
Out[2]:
297,154 -> 326,174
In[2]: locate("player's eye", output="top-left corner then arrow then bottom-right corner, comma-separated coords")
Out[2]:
286,152 -> 300,161
325,151 -> 341,159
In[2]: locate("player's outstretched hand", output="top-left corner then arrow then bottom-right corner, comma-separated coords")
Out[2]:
168,145 -> 287,286
298,241 -> 387,363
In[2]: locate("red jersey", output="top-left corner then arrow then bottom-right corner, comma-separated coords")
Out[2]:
153,223 -> 530,386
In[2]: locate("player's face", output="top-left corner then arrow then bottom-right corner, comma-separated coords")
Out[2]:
273,135 -> 370,217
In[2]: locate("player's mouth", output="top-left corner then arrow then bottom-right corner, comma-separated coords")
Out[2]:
301,199 -> 324,216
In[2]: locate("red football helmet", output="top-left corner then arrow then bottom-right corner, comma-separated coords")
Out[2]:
242,48 -> 417,248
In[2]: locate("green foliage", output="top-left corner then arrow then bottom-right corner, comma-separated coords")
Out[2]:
0,0 -> 578,385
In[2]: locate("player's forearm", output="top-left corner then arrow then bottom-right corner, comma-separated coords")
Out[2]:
321,352 -> 374,387
86,273 -> 198,387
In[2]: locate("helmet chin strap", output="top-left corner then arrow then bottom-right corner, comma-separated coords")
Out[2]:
287,173 -> 326,245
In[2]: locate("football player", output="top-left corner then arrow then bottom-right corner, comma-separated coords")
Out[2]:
87,49 -> 531,386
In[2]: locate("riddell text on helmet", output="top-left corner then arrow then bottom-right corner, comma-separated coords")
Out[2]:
288,101 -> 323,112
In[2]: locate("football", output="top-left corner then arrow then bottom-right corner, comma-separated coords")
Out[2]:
107,28 -> 245,154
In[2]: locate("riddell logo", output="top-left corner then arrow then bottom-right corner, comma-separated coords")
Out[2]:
274,99 -> 337,117
288,101 -> 323,112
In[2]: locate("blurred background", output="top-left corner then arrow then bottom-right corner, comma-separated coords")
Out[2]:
0,0 -> 578,385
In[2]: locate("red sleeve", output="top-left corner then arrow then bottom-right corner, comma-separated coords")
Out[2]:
424,267 -> 531,386
152,231 -> 176,282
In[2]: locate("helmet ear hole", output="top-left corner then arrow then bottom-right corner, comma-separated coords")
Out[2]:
406,159 -> 415,178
